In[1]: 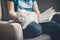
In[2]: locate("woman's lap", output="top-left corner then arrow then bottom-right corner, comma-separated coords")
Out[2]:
23,21 -> 60,40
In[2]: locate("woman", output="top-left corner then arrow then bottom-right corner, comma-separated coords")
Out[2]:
7,0 -> 42,39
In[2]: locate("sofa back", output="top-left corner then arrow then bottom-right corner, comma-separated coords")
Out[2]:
0,0 -> 2,20
1,0 -> 10,21
37,0 -> 59,12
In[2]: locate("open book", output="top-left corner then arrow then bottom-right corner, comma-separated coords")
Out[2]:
38,7 -> 56,23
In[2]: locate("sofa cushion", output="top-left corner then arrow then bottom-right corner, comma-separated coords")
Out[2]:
25,34 -> 51,40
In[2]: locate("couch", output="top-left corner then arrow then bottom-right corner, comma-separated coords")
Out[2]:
0,0 -> 60,40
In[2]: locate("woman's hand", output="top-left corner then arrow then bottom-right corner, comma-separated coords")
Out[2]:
36,14 -> 40,21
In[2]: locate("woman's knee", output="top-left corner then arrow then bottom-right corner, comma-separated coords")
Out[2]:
29,21 -> 42,32
23,21 -> 42,38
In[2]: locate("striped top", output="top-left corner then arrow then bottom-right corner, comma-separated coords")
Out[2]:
19,0 -> 36,12
8,0 -> 36,12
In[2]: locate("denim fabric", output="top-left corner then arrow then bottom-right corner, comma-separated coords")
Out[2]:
23,21 -> 42,39
40,21 -> 60,40
23,21 -> 60,40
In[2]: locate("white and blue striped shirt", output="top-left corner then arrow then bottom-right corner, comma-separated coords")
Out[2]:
19,0 -> 36,12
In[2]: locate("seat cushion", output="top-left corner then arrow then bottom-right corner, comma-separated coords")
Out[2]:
25,34 -> 51,40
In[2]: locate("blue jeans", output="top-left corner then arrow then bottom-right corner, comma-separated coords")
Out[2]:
23,21 -> 42,39
23,21 -> 60,40
40,21 -> 60,40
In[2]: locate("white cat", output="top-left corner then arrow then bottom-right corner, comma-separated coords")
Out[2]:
16,9 -> 38,29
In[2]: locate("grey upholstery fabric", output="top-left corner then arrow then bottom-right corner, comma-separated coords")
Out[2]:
10,23 -> 23,40
37,0 -> 59,12
25,34 -> 51,40
0,23 -> 17,40
0,0 -> 2,20
0,23 -> 23,40
1,0 -> 10,21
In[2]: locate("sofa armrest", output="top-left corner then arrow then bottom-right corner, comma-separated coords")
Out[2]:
10,23 -> 23,40
0,21 -> 8,24
0,22 -> 23,40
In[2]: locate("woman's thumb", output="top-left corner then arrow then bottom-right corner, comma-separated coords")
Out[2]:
18,8 -> 21,12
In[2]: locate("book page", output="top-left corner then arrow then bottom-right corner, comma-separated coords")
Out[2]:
38,7 -> 56,23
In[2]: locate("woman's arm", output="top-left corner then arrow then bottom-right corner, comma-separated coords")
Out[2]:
33,1 -> 41,17
7,1 -> 18,20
